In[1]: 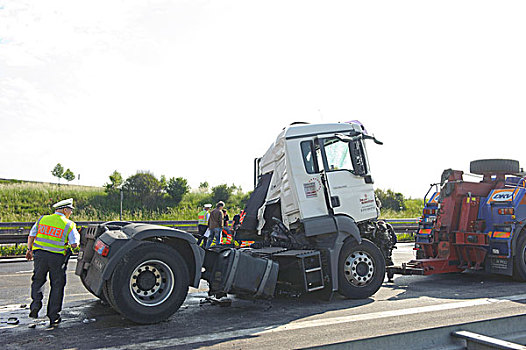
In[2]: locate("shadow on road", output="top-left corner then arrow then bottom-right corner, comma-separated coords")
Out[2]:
383,270 -> 525,302
2,289 -> 375,350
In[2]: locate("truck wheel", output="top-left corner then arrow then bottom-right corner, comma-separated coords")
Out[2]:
470,159 -> 519,175
338,239 -> 386,299
513,234 -> 526,282
103,280 -> 119,311
106,242 -> 190,324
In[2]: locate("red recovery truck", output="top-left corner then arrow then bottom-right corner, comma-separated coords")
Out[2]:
387,159 -> 526,282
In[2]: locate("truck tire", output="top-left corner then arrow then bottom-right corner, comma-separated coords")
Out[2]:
105,242 -> 190,324
470,159 -> 519,175
103,280 -> 118,311
513,233 -> 526,282
338,239 -> 386,299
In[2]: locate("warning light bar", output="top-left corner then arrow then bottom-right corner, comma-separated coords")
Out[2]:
497,208 -> 514,215
423,209 -> 437,215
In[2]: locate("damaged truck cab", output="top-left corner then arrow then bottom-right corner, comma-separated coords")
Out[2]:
76,122 -> 396,324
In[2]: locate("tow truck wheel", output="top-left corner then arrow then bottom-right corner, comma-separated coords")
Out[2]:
338,239 -> 386,299
106,242 -> 190,324
513,233 -> 526,282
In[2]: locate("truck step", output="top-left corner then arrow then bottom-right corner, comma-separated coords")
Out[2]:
272,250 -> 326,293
305,267 -> 322,273
301,251 -> 324,292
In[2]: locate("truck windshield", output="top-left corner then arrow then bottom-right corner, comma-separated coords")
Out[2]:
324,139 -> 353,171
322,137 -> 368,175
300,137 -> 369,176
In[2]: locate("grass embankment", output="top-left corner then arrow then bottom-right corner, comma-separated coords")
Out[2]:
0,181 -> 241,222
1,180 -> 425,222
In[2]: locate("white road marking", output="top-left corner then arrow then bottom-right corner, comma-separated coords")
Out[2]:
96,293 -> 526,349
15,270 -> 33,274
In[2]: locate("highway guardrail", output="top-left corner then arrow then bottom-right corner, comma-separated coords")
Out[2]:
0,219 -> 419,245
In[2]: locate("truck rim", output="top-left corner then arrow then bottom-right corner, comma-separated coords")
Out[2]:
129,259 -> 175,307
343,251 -> 375,286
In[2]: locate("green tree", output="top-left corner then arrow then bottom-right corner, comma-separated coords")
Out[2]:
63,168 -> 75,183
167,177 -> 189,205
123,171 -> 163,208
104,170 -> 123,193
104,170 -> 123,192
198,181 -> 209,193
160,175 -> 167,192
231,190 -> 251,209
51,163 -> 64,184
211,184 -> 234,204
375,189 -> 406,211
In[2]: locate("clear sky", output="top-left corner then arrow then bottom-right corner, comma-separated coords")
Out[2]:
1,1 -> 525,198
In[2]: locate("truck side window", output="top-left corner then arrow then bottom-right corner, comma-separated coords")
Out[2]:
300,141 -> 319,174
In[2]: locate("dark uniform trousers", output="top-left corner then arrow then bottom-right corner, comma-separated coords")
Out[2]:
197,224 -> 208,246
30,249 -> 67,320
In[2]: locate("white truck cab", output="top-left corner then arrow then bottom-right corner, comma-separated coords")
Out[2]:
255,122 -> 381,232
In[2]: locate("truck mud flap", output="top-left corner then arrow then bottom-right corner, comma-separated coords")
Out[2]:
204,248 -> 279,299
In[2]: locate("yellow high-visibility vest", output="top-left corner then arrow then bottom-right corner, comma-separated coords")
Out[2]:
33,214 -> 75,255
198,210 -> 208,225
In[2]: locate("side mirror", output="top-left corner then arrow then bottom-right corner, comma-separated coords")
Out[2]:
334,133 -> 354,143
363,134 -> 383,145
372,137 -> 383,145
335,133 -> 383,145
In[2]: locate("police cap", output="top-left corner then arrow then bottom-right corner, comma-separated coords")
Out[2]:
53,198 -> 75,209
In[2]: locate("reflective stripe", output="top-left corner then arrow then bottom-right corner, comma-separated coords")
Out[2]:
35,237 -> 66,246
33,242 -> 64,253
62,222 -> 72,243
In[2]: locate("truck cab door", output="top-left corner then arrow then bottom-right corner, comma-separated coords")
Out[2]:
316,136 -> 378,222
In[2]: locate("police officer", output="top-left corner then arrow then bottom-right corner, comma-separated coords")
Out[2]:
25,198 -> 80,327
196,204 -> 212,246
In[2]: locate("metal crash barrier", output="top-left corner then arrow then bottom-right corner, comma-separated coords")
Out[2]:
451,330 -> 526,350
0,219 -> 419,245
305,314 -> 526,350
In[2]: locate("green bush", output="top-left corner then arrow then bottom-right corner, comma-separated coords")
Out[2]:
0,244 -> 28,256
0,244 -> 80,257
379,198 -> 424,219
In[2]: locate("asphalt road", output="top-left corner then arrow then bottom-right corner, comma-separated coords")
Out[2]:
1,243 -> 525,349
